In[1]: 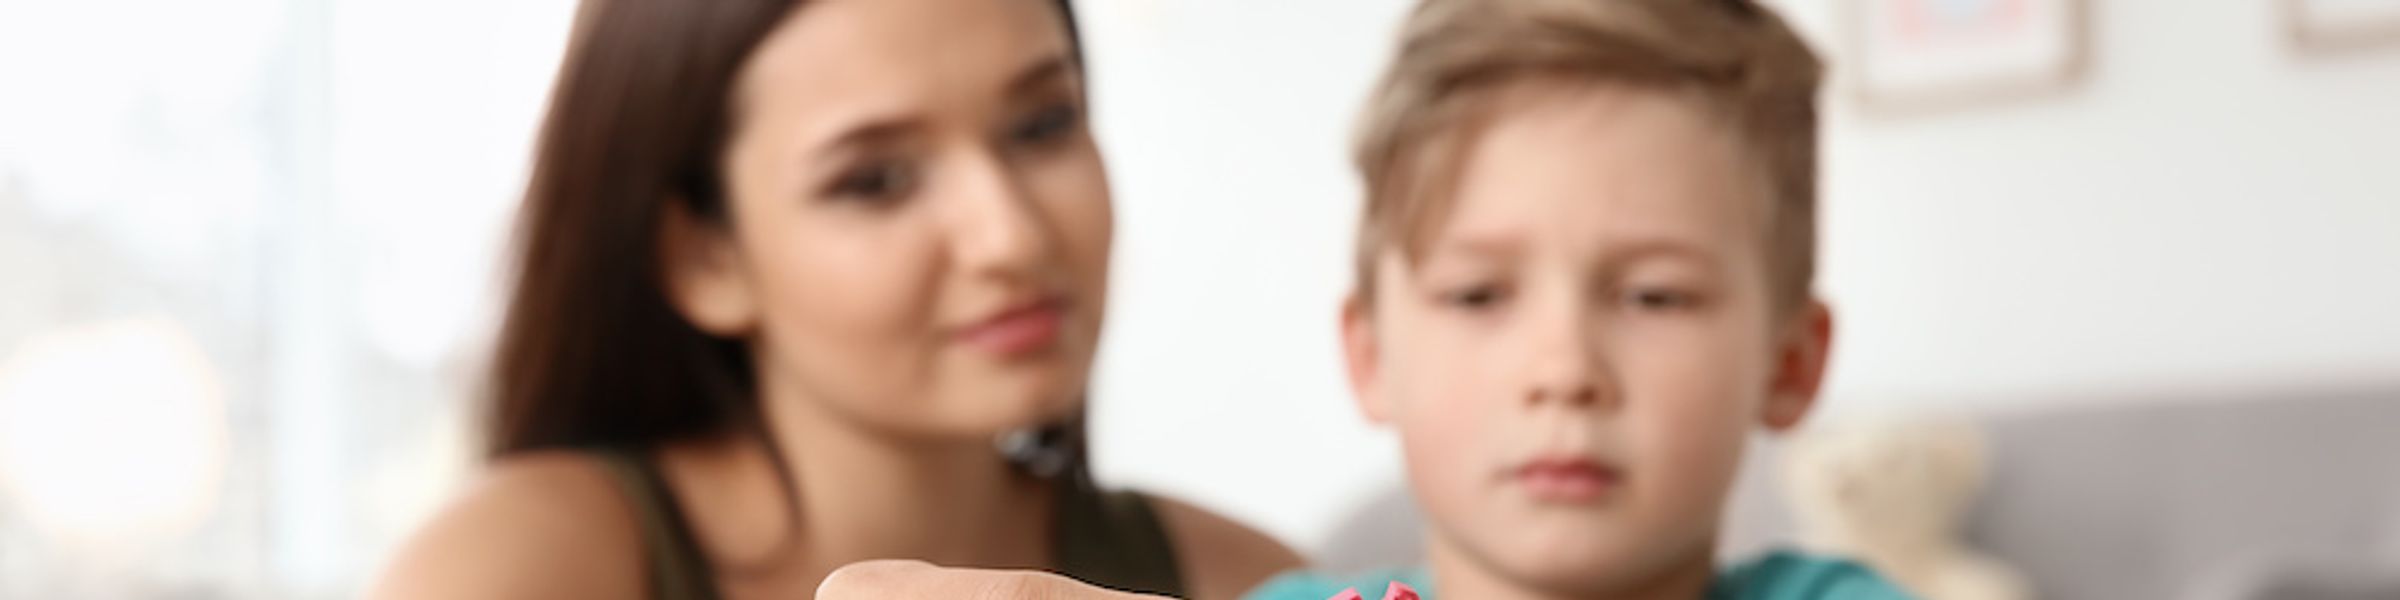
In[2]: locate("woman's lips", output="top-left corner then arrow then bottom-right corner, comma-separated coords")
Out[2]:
955,298 -> 1066,357
1513,456 -> 1623,503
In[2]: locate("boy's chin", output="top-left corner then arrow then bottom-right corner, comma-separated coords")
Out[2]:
1495,538 -> 1634,583
1469,522 -> 1703,596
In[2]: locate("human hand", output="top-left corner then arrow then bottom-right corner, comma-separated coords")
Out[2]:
816,560 -> 1175,600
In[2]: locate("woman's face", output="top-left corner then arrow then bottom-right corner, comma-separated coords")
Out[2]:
673,0 -> 1109,440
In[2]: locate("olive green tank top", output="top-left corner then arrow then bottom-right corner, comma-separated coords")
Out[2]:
592,448 -> 1186,599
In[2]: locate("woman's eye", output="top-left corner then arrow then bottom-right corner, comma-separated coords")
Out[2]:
1441,284 -> 1508,311
1008,103 -> 1081,147
827,160 -> 916,204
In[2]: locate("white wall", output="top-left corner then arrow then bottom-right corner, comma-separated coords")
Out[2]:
1785,0 -> 2400,414
1078,0 -> 1419,563
1080,0 -> 2400,562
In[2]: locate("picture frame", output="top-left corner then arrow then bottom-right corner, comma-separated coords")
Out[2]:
2284,0 -> 2400,54
1842,0 -> 2092,114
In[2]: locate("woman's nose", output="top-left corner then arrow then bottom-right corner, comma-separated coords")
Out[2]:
948,150 -> 1054,278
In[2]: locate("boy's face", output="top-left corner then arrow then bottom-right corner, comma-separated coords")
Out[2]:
1342,85 -> 1832,597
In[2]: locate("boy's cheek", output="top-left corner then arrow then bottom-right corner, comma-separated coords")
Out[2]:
1381,318 -> 1516,498
1386,352 -> 1501,434
1392,370 -> 1511,497
1620,346 -> 1764,511
1395,402 -> 1498,527
1615,323 -> 1771,417
1375,319 -> 1480,417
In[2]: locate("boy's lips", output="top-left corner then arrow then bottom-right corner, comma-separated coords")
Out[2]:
1509,455 -> 1623,503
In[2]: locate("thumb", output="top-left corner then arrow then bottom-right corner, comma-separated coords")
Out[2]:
816,559 -> 1175,600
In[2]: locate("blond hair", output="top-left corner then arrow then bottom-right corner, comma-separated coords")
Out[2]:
1352,0 -> 1823,310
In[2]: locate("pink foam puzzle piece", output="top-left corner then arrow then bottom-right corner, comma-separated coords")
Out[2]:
1382,581 -> 1420,600
1326,589 -> 1365,600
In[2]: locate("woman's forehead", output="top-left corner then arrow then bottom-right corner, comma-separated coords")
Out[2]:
731,0 -> 1072,112
721,0 -> 1078,177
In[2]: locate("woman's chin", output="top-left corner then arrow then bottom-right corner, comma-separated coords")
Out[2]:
914,371 -> 1086,436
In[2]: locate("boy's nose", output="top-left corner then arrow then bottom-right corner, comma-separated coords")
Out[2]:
1523,334 -> 1614,410
1519,292 -> 1619,410
1528,377 -> 1603,407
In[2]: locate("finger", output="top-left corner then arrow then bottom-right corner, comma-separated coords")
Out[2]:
816,559 -> 1172,600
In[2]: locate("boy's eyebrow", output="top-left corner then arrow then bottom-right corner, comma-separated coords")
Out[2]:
1600,238 -> 1726,269
1424,235 -> 1526,261
1426,235 -> 1722,264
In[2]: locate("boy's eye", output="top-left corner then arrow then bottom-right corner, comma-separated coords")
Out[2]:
1625,287 -> 1698,311
1441,284 -> 1509,310
1007,103 -> 1082,147
826,160 -> 917,205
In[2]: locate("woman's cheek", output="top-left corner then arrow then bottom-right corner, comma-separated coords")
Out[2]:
767,220 -> 945,402
1044,155 -> 1113,265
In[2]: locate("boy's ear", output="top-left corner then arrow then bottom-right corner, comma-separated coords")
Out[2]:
659,201 -> 760,337
1340,294 -> 1394,424
1760,299 -> 1834,432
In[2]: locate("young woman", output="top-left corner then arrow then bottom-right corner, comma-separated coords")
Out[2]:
369,1 -> 1299,598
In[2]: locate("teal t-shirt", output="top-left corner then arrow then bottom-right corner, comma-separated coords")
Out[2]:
1244,550 -> 1915,600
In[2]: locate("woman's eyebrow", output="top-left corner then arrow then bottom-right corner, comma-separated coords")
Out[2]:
809,117 -> 921,163
1005,53 -> 1074,98
805,53 -> 1074,163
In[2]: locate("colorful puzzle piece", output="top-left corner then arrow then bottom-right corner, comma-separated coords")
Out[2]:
1326,581 -> 1418,600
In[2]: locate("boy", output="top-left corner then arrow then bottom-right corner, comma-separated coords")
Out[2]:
1251,0 -> 1911,598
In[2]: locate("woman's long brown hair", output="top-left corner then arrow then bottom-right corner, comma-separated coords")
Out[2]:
486,0 -> 1085,457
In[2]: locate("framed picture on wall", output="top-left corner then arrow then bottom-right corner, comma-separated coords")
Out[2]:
1843,0 -> 2091,113
2285,0 -> 2400,53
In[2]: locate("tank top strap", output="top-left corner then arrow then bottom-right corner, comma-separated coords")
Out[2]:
590,447 -> 724,600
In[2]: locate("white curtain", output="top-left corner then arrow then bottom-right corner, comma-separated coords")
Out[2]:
0,0 -> 575,597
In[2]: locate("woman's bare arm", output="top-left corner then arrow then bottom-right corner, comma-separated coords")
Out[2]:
366,453 -> 647,600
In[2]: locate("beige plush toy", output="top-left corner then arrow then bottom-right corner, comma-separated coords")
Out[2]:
1783,419 -> 2031,600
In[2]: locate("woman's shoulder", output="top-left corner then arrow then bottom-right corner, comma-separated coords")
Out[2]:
366,451 -> 649,600
1150,496 -> 1306,600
